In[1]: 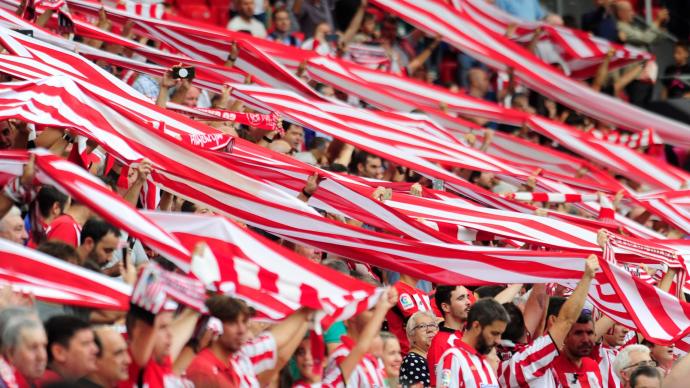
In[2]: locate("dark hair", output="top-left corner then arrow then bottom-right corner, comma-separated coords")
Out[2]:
675,40 -> 689,52
308,137 -> 329,151
546,296 -> 566,321
80,218 -> 120,245
501,303 -> 525,343
629,364 -> 662,388
180,200 -> 197,213
350,151 -> 381,174
475,285 -> 506,299
205,295 -> 251,324
37,241 -> 79,263
576,311 -> 593,324
435,285 -> 459,318
44,315 -> 92,363
466,298 -> 510,328
272,7 -> 289,20
37,185 -> 68,219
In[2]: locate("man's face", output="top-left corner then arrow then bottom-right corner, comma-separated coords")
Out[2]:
239,0 -> 254,18
475,320 -> 507,355
673,46 -> 689,66
616,1 -> 634,22
56,329 -> 98,378
358,156 -> 383,179
283,125 -> 304,150
650,343 -> 675,366
88,232 -> 119,266
0,213 -> 28,244
0,121 -> 14,149
604,324 -> 629,347
153,312 -> 173,362
183,87 -> 200,108
564,321 -> 596,358
94,329 -> 131,384
219,315 -> 249,353
274,11 -> 291,33
10,327 -> 47,380
443,286 -> 472,323
620,350 -> 653,386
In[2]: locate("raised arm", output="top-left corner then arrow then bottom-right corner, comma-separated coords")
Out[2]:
339,287 -> 396,381
549,255 -> 599,348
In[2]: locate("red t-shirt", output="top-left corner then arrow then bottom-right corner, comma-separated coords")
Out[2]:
45,214 -> 81,248
552,353 -> 603,388
185,348 -> 238,387
427,324 -> 461,387
119,351 -> 191,388
385,281 -> 433,355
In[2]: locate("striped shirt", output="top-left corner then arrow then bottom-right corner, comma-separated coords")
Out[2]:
323,336 -> 386,387
231,333 -> 277,388
436,340 -> 498,388
497,334 -> 560,387
498,333 -> 603,388
592,343 -> 620,388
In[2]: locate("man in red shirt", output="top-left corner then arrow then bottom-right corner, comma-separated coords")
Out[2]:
46,199 -> 92,248
41,315 -> 99,384
27,185 -> 68,248
122,305 -> 199,388
436,298 -> 509,387
385,274 -> 433,355
427,285 -> 471,386
186,295 -> 314,387
498,254 -> 603,387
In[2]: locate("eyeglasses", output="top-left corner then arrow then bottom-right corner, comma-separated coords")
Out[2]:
413,323 -> 439,332
623,360 -> 657,371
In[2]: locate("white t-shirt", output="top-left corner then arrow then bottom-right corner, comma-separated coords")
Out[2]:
227,16 -> 267,38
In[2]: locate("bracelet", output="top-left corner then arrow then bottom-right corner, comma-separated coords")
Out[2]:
227,55 -> 238,62
301,188 -> 313,198
262,136 -> 274,143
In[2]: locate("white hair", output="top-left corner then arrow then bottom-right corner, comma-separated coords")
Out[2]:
613,344 -> 650,378
0,206 -> 21,232
406,311 -> 436,341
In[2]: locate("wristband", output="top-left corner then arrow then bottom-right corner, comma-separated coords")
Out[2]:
302,188 -> 313,198
262,136 -> 274,143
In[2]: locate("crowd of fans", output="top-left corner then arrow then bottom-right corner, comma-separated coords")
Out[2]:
0,0 -> 689,387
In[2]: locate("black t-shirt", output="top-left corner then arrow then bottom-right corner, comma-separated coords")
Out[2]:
399,351 -> 430,387
663,63 -> 690,99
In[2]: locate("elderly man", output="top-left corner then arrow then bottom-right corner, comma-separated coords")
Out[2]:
615,0 -> 668,49
0,205 -> 27,244
613,345 -> 657,387
1,313 -> 48,387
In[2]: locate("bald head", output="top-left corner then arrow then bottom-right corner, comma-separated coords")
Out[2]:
615,1 -> 634,22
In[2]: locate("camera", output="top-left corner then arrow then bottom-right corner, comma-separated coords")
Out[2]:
172,66 -> 195,79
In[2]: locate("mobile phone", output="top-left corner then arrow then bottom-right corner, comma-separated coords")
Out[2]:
171,66 -> 195,79
325,33 -> 339,43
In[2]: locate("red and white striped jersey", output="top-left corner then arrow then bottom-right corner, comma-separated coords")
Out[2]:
436,340 -> 498,388
497,334 -> 560,387
591,343 -> 621,388
230,333 -> 277,388
498,335 -> 603,388
322,336 -> 386,387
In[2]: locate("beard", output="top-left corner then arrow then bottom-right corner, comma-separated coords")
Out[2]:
475,333 -> 495,355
